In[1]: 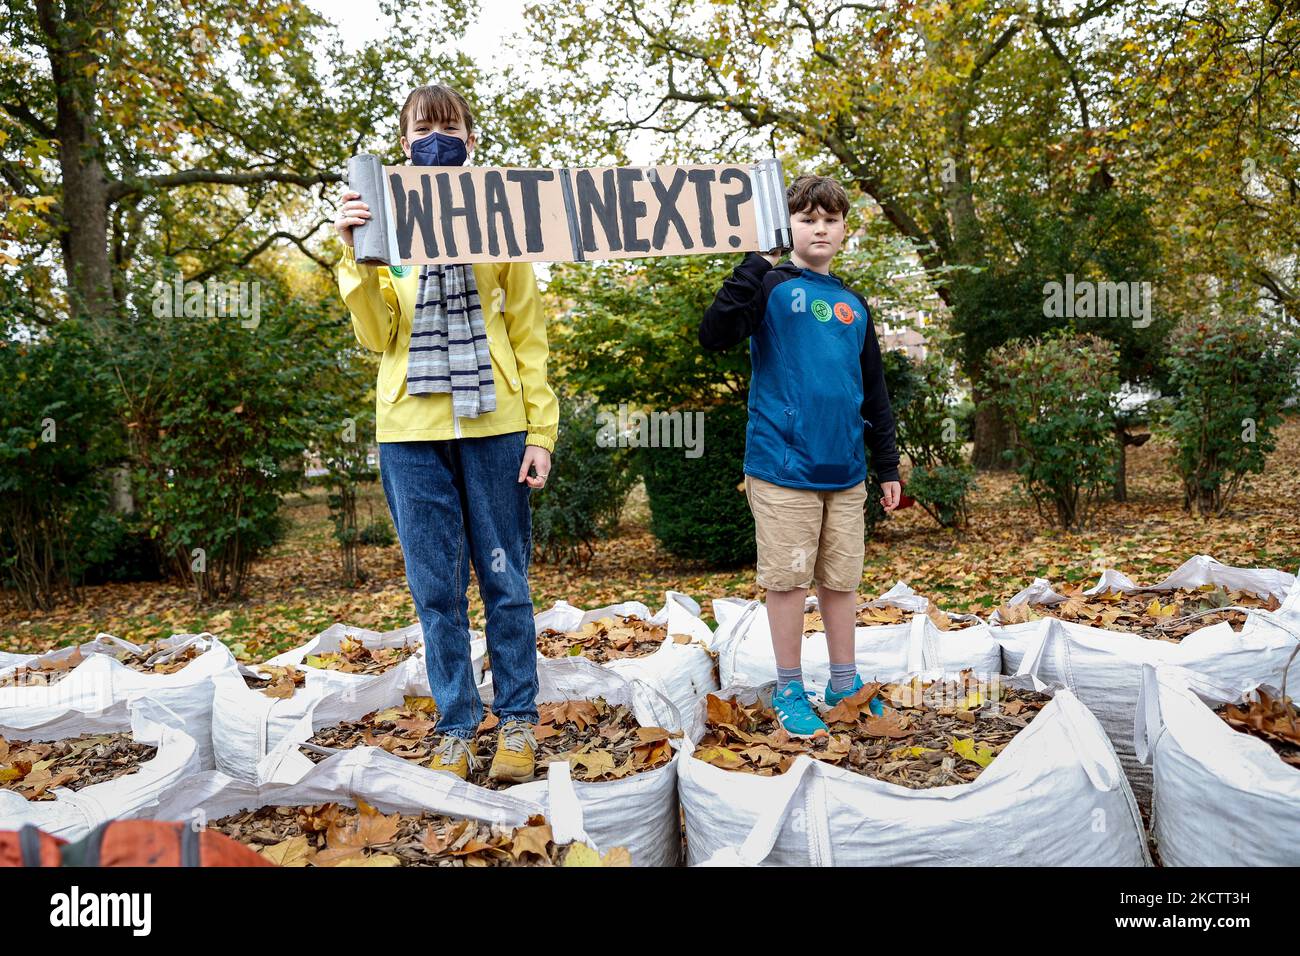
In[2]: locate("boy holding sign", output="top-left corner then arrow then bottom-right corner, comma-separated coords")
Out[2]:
333,85 -> 558,781
699,175 -> 902,738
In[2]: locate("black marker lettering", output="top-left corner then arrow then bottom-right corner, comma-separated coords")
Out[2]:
616,167 -> 650,253
483,170 -> 521,258
575,169 -> 622,252
649,167 -> 692,249
506,169 -> 555,253
687,169 -> 717,247
392,171 -> 438,259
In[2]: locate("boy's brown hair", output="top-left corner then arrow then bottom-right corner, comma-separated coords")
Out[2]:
399,84 -> 475,144
786,174 -> 851,218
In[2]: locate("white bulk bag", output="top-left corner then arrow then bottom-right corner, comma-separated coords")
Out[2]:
992,554 -> 1295,670
710,596 -> 1002,695
209,648 -> 429,784
0,633 -> 240,770
680,675 -> 1148,866
533,590 -> 717,741
0,698 -> 202,840
255,621 -> 489,700
1135,663 -> 1300,866
149,744 -> 568,844
255,656 -> 684,867
1003,595 -> 1300,809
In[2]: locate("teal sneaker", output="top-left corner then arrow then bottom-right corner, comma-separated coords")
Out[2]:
772,680 -> 829,739
822,673 -> 885,716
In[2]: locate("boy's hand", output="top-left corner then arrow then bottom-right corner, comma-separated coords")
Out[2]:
880,481 -> 902,512
519,444 -> 552,489
759,247 -> 786,266
334,189 -> 371,248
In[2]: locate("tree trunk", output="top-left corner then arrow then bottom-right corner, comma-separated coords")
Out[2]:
36,0 -> 115,321
970,371 -> 1014,470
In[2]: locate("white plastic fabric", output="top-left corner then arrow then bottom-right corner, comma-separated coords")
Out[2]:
679,675 -> 1148,866
710,590 -> 1002,695
0,697 -> 202,840
993,558 -> 1300,808
533,590 -> 717,741
0,633 -> 240,769
249,657 -> 685,866
256,620 -> 489,700
150,744 -> 556,841
1135,663 -> 1300,866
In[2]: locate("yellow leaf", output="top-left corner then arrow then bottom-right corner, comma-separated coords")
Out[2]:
951,736 -> 997,768
259,835 -> 314,867
403,696 -> 438,714
693,745 -> 745,770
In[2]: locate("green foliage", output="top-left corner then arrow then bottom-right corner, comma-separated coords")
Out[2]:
358,516 -> 395,547
888,352 -> 977,527
531,390 -> 637,568
950,188 -> 1173,385
548,255 -> 751,408
0,320 -> 126,609
116,279 -> 345,602
987,331 -> 1120,530
1164,314 -> 1300,517
640,401 -> 754,567
321,408 -> 378,587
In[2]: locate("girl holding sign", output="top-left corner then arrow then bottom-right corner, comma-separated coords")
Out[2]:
333,85 -> 558,783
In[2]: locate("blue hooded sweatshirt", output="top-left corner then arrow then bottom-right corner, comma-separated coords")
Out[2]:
699,252 -> 900,490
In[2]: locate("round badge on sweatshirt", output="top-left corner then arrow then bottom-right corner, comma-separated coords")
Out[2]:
811,299 -> 832,322
389,265 -> 412,278
834,301 -> 855,324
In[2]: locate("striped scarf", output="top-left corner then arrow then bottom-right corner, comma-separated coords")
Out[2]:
406,263 -> 496,418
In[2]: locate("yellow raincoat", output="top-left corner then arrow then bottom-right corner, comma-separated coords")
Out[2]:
335,242 -> 558,452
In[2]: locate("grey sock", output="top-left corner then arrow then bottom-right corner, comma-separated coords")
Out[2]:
776,665 -> 803,695
829,662 -> 858,693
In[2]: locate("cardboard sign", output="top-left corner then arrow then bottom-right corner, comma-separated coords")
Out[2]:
347,156 -> 792,266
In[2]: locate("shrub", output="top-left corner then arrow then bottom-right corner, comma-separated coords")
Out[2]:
358,516 -> 395,547
640,400 -> 754,567
1165,314 -> 1300,516
0,319 -> 126,609
531,389 -> 637,568
888,351 -> 976,527
320,410 -> 377,586
987,331 -> 1120,530
118,288 -> 342,602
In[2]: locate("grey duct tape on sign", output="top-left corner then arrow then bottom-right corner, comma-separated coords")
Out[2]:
751,158 -> 793,253
347,153 -> 402,265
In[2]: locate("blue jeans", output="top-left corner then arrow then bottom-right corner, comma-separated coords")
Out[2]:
379,431 -> 539,738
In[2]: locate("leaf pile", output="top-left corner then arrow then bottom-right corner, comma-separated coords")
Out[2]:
300,636 -> 420,674
804,602 -> 976,634
694,674 -> 1050,789
300,696 -> 676,788
0,732 -> 157,801
303,695 -> 442,762
537,614 -> 691,662
0,642 -> 204,688
1216,690 -> 1300,769
208,800 -> 630,867
242,664 -> 308,699
997,584 -> 1280,641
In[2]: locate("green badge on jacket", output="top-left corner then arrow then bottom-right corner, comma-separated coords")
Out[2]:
389,265 -> 412,278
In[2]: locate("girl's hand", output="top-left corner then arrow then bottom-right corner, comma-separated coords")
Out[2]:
880,480 -> 902,512
334,189 -> 371,247
519,444 -> 552,489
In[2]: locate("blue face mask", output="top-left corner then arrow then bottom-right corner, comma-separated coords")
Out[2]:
409,129 -> 468,167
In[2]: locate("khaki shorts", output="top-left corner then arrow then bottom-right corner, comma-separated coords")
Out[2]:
744,474 -> 867,591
